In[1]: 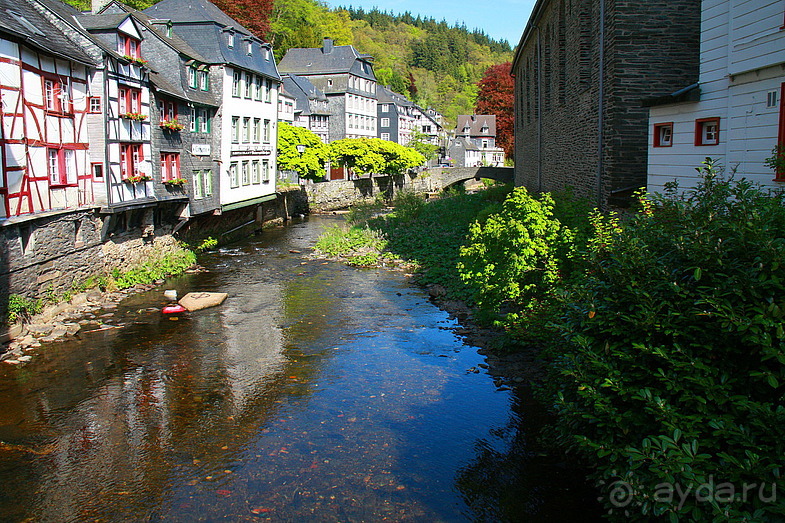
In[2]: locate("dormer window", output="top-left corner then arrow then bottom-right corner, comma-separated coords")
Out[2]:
227,31 -> 235,48
481,125 -> 489,134
463,126 -> 470,134
120,34 -> 141,59
199,69 -> 209,91
247,40 -> 253,56
188,66 -> 198,88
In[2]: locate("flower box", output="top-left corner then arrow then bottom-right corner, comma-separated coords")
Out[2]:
123,55 -> 148,66
123,175 -> 151,184
162,178 -> 187,186
121,112 -> 147,121
159,120 -> 185,131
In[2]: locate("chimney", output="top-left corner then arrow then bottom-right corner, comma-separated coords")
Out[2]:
322,37 -> 333,54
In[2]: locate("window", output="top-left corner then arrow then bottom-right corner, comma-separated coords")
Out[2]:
252,160 -> 260,184
263,119 -> 271,142
242,117 -> 250,142
229,162 -> 239,188
481,125 -> 489,134
767,90 -> 778,109
204,169 -> 213,196
482,139 -> 489,149
253,76 -> 262,102
232,71 -> 241,97
190,106 -> 197,132
327,79 -> 333,88
246,40 -> 253,55
199,109 -> 209,133
158,99 -> 177,122
241,160 -> 250,185
231,116 -> 239,142
120,35 -> 141,59
160,152 -> 180,181
381,104 -> 388,113
48,148 -> 77,185
193,170 -> 203,199
381,118 -> 390,127
262,160 -> 270,183
120,143 -> 144,179
199,70 -> 209,91
43,76 -> 70,113
91,163 -> 103,179
263,78 -> 271,102
227,31 -> 234,48
253,118 -> 261,142
89,97 -> 101,113
118,86 -> 141,114
244,73 -> 252,99
188,66 -> 198,88
653,122 -> 673,147
381,132 -> 390,140
695,117 -> 720,146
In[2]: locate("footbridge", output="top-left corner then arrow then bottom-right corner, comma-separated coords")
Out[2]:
433,166 -> 514,188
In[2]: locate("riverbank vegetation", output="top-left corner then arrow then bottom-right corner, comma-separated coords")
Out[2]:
318,159 -> 785,520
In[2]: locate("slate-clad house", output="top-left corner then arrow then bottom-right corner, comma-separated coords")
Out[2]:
377,86 -> 416,145
281,74 -> 330,143
278,38 -> 378,144
647,0 -> 785,192
511,0 -> 701,207
144,0 -> 281,213
0,0 -> 98,220
447,115 -> 505,167
102,4 -> 223,218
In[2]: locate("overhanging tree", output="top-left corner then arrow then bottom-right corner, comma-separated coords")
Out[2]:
277,122 -> 332,180
330,138 -> 424,177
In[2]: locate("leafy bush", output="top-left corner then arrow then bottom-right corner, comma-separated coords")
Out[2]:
542,159 -> 785,520
7,294 -> 43,324
390,191 -> 426,222
110,248 -> 196,290
457,187 -> 576,320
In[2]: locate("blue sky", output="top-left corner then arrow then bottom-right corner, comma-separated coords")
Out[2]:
322,0 -> 538,46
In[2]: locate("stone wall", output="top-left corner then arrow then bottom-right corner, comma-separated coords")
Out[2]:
512,0 -> 701,207
304,173 -> 440,212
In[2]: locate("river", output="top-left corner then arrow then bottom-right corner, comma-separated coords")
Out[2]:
0,215 -> 600,522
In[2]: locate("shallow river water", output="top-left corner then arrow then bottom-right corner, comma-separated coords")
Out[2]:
0,216 -> 600,522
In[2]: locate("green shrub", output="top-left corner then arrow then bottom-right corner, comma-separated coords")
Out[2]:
391,191 -> 426,222
346,197 -> 385,226
7,294 -> 43,324
542,159 -> 785,520
457,187 -> 576,320
111,248 -> 196,290
315,225 -> 388,266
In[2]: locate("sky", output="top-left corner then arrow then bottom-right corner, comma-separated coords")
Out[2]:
321,0 -> 538,46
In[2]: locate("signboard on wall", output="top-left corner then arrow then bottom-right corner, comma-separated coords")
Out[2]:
192,144 -> 211,156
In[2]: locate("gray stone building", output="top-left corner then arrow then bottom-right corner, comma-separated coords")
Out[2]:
376,86 -> 415,145
278,38 -> 378,146
511,0 -> 701,207
282,74 -> 330,144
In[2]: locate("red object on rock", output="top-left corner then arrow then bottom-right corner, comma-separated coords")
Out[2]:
162,304 -> 187,314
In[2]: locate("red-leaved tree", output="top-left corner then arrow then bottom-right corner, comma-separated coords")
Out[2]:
475,62 -> 514,159
213,0 -> 273,40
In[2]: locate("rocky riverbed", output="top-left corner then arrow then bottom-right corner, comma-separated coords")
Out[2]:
0,268 -> 206,366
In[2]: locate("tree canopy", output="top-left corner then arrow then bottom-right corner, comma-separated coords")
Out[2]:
330,138 -> 425,177
475,62 -> 514,158
276,122 -> 332,180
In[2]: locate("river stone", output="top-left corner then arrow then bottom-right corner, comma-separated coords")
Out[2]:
17,355 -> 31,363
27,324 -> 54,336
64,323 -> 81,335
179,292 -> 228,312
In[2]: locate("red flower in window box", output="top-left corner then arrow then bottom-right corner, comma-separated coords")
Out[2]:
121,112 -> 148,121
162,178 -> 187,186
159,120 -> 185,131
124,175 -> 152,184
123,55 -> 148,66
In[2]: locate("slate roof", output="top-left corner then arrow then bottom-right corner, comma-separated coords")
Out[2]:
0,0 -> 96,66
456,115 -> 497,137
278,39 -> 376,82
377,86 -> 413,107
142,0 -> 279,79
282,74 -> 330,116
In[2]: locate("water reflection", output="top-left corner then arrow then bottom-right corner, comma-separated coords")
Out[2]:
0,216 -> 598,521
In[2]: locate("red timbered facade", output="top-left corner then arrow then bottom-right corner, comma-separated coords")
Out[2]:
0,38 -> 95,219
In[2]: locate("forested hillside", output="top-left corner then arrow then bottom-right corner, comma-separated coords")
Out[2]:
66,0 -> 513,123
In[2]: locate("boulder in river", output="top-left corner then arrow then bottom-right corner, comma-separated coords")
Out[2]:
179,292 -> 228,312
